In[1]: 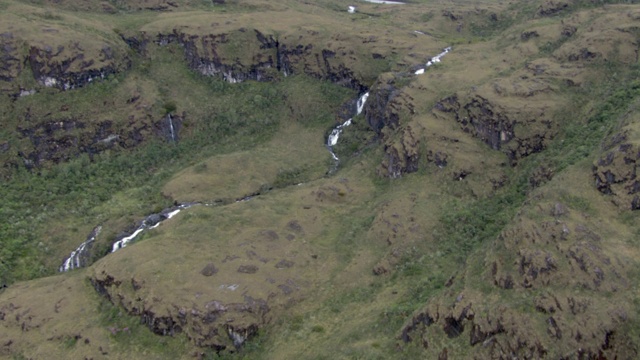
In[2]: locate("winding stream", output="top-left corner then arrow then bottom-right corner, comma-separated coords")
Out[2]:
59,46 -> 450,272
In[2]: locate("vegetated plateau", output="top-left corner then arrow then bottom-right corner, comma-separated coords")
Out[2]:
1,0 -> 640,358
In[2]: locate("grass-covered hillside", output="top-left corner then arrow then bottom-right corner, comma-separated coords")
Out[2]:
1,0 -> 640,358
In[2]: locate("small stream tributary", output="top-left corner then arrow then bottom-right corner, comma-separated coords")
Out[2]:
58,45 -> 451,272
58,91 -> 371,272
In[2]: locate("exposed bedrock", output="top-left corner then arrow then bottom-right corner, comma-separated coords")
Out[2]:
90,272 -> 267,352
400,197 -> 636,359
124,29 -> 368,92
434,93 -> 554,165
401,299 -> 635,359
592,133 -> 640,210
28,45 -> 130,90
363,73 -> 414,134
378,125 -> 420,179
537,1 -> 570,17
13,112 -> 185,170
360,73 -> 421,178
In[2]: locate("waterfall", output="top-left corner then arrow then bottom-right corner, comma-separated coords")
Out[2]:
327,92 -> 369,164
356,92 -> 369,115
59,226 -> 102,272
415,47 -> 451,75
111,204 -> 193,253
169,114 -> 175,142
168,114 -> 176,142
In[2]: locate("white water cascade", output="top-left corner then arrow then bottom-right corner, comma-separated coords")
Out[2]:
327,92 -> 369,163
59,226 -> 102,272
414,47 -> 452,75
111,205 -> 189,253
59,41 -> 441,272
168,114 -> 176,142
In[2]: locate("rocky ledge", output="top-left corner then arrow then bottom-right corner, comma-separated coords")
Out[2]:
400,193 -> 637,359
123,28 -> 370,92
593,132 -> 640,211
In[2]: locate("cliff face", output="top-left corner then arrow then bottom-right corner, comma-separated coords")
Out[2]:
123,28 -> 370,92
1,20 -> 394,172
28,44 -> 128,91
592,110 -> 640,211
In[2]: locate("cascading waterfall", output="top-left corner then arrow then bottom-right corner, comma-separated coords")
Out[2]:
111,204 -> 192,252
327,92 -> 369,163
168,114 -> 176,142
59,45 -> 443,272
58,204 -> 193,272
60,193 -> 261,271
59,226 -> 102,272
414,47 -> 452,75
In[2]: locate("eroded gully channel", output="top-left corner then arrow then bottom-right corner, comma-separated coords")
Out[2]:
59,46 -> 451,272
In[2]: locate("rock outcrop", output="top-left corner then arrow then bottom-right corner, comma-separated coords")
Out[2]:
400,192 -> 638,359
28,44 -> 128,90
593,133 -> 640,210
123,28 -> 369,92
13,112 -> 184,169
91,272 -> 267,351
363,74 -> 414,134
0,32 -> 22,84
379,125 -> 420,178
434,92 -> 554,165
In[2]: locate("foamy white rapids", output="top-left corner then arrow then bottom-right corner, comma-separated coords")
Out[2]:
43,77 -> 58,87
166,209 -> 181,219
168,114 -> 176,142
415,47 -> 452,75
328,119 -> 352,147
327,92 -> 369,162
356,92 -> 369,115
111,205 -> 193,252
59,226 -> 102,272
112,227 -> 146,252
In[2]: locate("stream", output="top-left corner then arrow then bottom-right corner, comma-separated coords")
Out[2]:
59,46 -> 451,272
414,47 -> 452,75
327,92 -> 369,162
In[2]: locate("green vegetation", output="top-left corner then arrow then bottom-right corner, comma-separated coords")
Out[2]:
0,38 -> 352,285
2,0 -> 640,359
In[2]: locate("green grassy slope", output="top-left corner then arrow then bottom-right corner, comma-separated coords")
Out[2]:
1,0 -> 640,359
